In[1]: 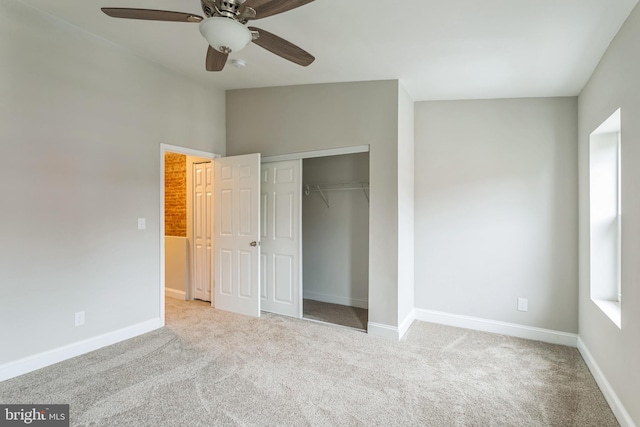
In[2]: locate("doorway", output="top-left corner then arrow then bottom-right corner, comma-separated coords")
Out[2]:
160,144 -> 218,324
164,153 -> 214,302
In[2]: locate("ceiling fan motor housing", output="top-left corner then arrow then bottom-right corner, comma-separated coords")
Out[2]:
207,0 -> 246,18
199,17 -> 252,53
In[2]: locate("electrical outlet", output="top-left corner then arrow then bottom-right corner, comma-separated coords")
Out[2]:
75,311 -> 85,327
137,218 -> 146,230
517,298 -> 528,312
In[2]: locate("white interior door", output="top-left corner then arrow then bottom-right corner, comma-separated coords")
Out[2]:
260,160 -> 302,318
214,153 -> 261,317
193,162 -> 213,302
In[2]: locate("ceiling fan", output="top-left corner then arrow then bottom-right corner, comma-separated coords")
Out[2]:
101,0 -> 315,71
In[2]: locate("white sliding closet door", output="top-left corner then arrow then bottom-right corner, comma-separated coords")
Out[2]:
260,160 -> 302,318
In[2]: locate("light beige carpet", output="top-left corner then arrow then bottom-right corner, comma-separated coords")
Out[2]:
303,299 -> 368,331
0,299 -> 618,426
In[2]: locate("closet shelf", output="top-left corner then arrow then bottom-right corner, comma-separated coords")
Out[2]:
303,182 -> 369,208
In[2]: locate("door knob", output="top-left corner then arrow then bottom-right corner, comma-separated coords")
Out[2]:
250,241 -> 258,247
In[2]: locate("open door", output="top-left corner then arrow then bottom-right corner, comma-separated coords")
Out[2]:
214,153 -> 261,317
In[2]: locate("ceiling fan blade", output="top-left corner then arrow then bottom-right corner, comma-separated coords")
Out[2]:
249,27 -> 314,66
243,0 -> 314,20
206,46 -> 228,71
238,5 -> 257,19
101,8 -> 203,23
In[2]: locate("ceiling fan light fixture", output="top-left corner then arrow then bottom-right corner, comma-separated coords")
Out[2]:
199,17 -> 251,54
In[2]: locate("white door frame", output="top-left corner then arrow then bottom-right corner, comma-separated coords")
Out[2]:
160,143 -> 220,326
261,144 -> 369,163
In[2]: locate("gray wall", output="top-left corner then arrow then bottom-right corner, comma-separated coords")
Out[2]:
226,81 -> 401,329
302,153 -> 370,308
0,0 -> 225,364
414,97 -> 578,333
578,2 -> 640,424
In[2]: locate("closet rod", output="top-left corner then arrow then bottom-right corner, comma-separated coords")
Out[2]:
303,183 -> 369,208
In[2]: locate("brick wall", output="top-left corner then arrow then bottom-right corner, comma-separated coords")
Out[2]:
165,152 -> 187,237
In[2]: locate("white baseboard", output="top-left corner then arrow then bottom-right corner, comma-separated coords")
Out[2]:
413,308 -> 578,347
368,311 -> 415,341
165,288 -> 187,300
0,318 -> 163,382
398,310 -> 415,340
303,291 -> 368,309
367,322 -> 399,340
577,337 -> 636,427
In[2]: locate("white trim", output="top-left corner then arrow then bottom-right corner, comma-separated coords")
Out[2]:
413,308 -> 578,347
367,322 -> 399,340
592,298 -> 622,329
262,145 -> 370,163
577,337 -> 636,427
165,288 -> 187,300
303,291 -> 368,309
0,318 -> 162,382
160,143 -> 220,328
398,309 -> 415,339
160,143 -> 220,160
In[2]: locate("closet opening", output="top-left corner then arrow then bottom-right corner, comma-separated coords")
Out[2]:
301,152 -> 370,331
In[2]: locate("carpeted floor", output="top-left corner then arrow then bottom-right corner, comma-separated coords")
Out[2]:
303,299 -> 368,331
0,299 -> 618,426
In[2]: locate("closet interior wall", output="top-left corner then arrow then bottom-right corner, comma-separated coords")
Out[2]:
302,153 -> 370,309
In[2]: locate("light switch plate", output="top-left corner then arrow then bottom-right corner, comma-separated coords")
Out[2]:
138,218 -> 146,230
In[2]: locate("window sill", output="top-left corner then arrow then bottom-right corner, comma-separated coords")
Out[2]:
593,299 -> 621,329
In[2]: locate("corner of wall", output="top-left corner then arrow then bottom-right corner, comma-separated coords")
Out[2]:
398,309 -> 416,339
368,308 -> 416,341
397,79 -> 415,326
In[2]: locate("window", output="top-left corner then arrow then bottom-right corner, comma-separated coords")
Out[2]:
589,108 -> 621,328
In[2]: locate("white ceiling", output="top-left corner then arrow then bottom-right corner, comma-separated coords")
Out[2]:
17,0 -> 639,101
